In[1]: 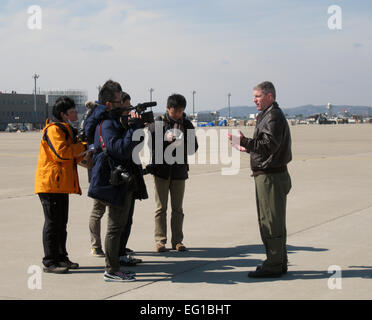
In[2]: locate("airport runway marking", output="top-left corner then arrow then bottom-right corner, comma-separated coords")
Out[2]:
294,156 -> 372,161
288,205 -> 372,238
0,153 -> 37,158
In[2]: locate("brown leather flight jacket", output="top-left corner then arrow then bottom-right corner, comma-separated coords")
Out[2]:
240,102 -> 292,172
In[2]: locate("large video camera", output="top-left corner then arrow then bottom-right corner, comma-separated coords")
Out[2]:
130,102 -> 156,123
118,101 -> 156,128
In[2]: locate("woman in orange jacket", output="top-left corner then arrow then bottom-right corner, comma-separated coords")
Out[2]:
35,96 -> 87,274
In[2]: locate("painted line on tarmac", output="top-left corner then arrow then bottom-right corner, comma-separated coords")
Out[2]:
0,153 -> 37,158
288,204 -> 372,238
0,194 -> 35,201
294,156 -> 372,161
103,204 -> 372,300
102,255 -> 240,300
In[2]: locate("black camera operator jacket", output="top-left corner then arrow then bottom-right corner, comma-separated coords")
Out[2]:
240,102 -> 292,172
148,113 -> 198,180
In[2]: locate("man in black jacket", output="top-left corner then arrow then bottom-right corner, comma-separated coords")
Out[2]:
228,81 -> 292,278
148,94 -> 198,252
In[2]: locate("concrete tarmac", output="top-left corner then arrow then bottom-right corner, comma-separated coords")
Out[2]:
0,124 -> 372,300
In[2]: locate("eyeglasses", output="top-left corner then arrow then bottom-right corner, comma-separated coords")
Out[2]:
110,100 -> 122,104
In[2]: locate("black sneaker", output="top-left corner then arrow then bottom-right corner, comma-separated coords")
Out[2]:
104,271 -> 136,282
91,247 -> 105,257
43,265 -> 69,274
58,260 -> 79,269
119,255 -> 143,266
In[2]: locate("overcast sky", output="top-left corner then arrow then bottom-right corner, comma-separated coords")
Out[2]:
0,0 -> 371,112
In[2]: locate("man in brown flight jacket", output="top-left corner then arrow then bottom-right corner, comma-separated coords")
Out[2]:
229,81 -> 292,278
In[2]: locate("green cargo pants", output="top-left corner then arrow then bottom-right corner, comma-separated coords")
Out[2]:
154,176 -> 185,247
254,170 -> 292,273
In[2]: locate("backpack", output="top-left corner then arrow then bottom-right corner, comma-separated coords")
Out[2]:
78,102 -> 97,143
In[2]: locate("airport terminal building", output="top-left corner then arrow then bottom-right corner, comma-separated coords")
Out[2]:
0,90 -> 87,131
0,92 -> 47,130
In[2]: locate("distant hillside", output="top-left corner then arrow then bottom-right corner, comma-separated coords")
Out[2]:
215,106 -> 258,118
216,105 -> 372,118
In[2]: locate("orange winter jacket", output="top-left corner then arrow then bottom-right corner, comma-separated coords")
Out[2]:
35,120 -> 87,194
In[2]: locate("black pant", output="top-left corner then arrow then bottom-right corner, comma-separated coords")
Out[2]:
38,193 -> 70,267
118,197 -> 135,257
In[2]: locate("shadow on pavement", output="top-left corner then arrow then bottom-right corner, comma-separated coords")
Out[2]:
66,244 -> 341,285
247,267 -> 372,283
135,243 -> 328,259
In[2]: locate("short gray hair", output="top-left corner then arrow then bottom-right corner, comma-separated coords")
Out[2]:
254,81 -> 276,100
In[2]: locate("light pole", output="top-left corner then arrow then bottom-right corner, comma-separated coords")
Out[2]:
149,88 -> 154,102
228,93 -> 231,119
192,90 -> 196,117
33,74 -> 40,127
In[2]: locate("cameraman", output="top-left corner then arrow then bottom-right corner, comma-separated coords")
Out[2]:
87,91 -> 142,265
88,80 -> 148,282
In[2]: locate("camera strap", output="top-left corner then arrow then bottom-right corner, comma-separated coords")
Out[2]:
98,121 -> 107,153
43,122 -> 72,161
98,121 -> 115,171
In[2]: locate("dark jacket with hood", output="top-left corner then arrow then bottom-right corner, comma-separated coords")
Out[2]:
240,102 -> 292,172
148,113 -> 198,180
82,103 -> 106,144
87,106 -> 148,207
